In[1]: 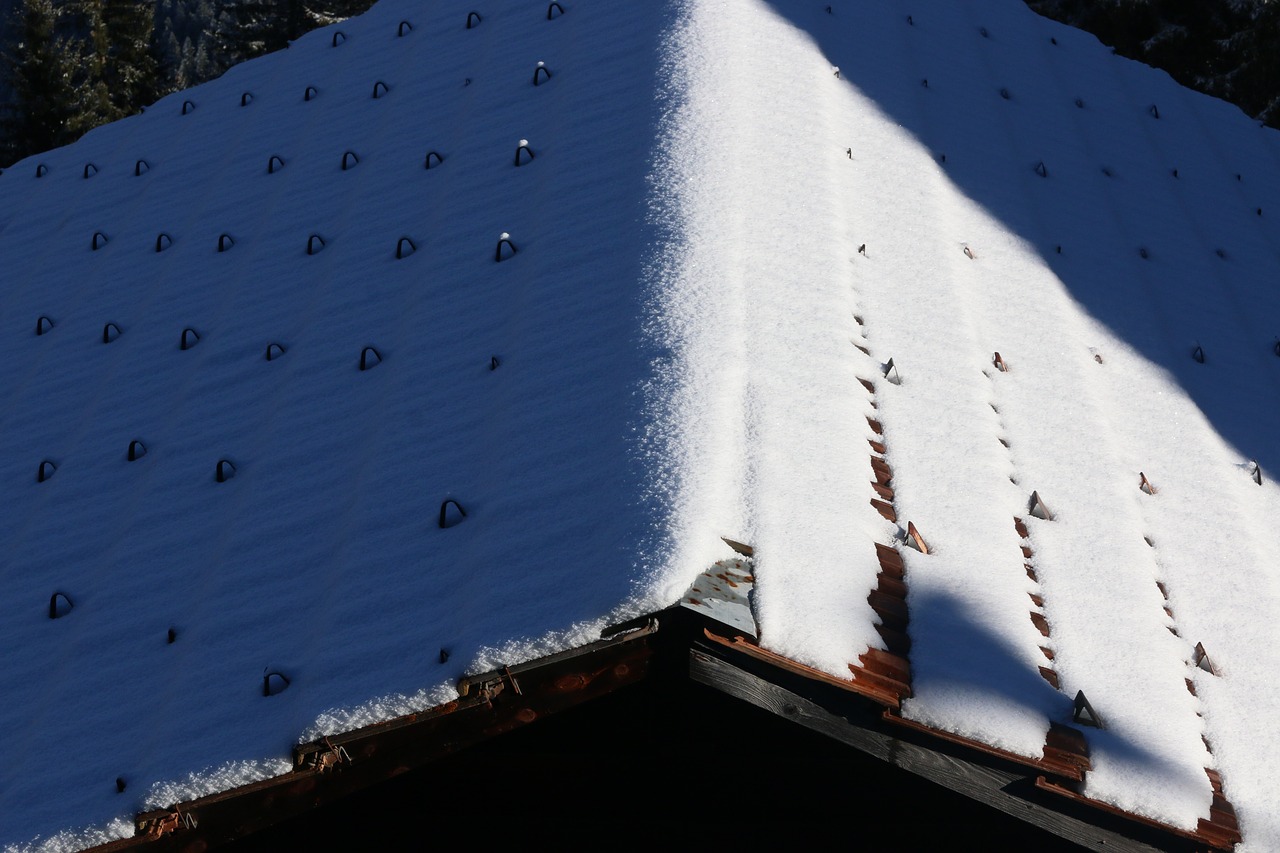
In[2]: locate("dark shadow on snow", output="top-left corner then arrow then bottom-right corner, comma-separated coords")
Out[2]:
767,1 -> 1280,481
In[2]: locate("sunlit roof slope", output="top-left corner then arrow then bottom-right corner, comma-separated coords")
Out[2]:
4,0 -> 1280,850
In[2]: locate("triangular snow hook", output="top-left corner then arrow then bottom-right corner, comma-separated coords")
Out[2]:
83,163 -> 97,178
1028,491 -> 1052,521
1072,690 -> 1103,728
1192,345 -> 1205,364
218,234 -> 235,252
398,20 -> 412,36
1034,161 -> 1048,178
92,231 -> 109,250
360,346 -> 382,370
439,499 -> 467,529
372,81 -> 389,99
1139,472 -> 1157,495
515,140 -> 534,166
268,155 -> 285,174
263,670 -> 290,696
1251,459 -> 1262,486
495,233 -> 517,262
533,62 -> 551,86
1193,642 -> 1219,676
103,323 -> 122,343
135,159 -> 149,176
241,92 -> 253,106
342,151 -> 359,171
396,237 -> 416,259
181,100 -> 195,115
266,343 -> 286,361
307,234 -> 326,255
36,315 -> 54,335
49,591 -> 74,619
993,352 -> 1008,372
547,1 -> 564,19
424,151 -> 443,169
906,521 -> 929,554
155,233 -> 173,253
331,30 -> 345,46
304,85 -> 318,101
882,357 -> 901,385
37,460 -> 56,482
466,11 -> 481,28
1149,104 -> 1160,119
215,459 -> 236,482
180,328 -> 200,350
35,163 -> 48,177
128,440 -> 147,461
489,356 -> 500,371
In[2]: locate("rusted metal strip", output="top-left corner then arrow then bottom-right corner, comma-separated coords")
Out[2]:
1035,776 -> 1240,850
875,543 -> 905,576
702,629 -> 902,709
119,621 -> 660,848
870,497 -> 897,522
884,713 -> 1089,782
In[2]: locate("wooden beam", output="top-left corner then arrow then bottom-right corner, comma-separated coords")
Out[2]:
687,645 -> 1175,853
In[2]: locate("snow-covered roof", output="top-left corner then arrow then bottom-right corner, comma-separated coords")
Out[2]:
3,0 -> 1279,849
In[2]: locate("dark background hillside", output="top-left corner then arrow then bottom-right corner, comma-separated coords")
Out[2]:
2,0 -> 1279,168
0,0 -> 376,166
1028,0 -> 1280,127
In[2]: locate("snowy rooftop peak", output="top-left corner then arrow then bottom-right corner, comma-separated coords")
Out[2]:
3,0 -> 1280,850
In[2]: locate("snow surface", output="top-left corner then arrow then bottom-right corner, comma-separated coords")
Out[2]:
4,0 -> 1280,849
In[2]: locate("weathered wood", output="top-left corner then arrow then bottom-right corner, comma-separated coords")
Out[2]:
1036,777 -> 1238,850
123,625 -> 658,849
701,629 -> 899,709
687,648 -> 1165,853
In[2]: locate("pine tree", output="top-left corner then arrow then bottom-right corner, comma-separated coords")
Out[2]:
65,0 -> 121,135
0,0 -> 81,165
102,0 -> 157,115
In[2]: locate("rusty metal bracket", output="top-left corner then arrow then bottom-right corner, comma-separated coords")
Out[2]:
136,806 -> 197,839
299,737 -> 352,773
503,665 -> 523,697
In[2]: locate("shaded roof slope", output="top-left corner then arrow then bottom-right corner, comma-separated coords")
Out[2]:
1,1 -> 684,847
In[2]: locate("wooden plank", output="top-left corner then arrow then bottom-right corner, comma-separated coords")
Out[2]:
122,628 -> 659,848
1036,777 -> 1239,850
687,649 -> 1165,853
701,629 -> 899,709
884,710 -> 1085,782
